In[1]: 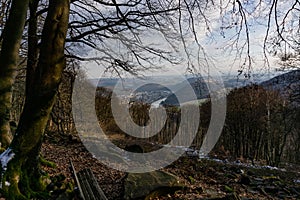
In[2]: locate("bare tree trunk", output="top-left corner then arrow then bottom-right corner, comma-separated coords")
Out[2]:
0,0 -> 29,148
48,68 -> 77,134
26,0 -> 40,97
0,0 -> 70,198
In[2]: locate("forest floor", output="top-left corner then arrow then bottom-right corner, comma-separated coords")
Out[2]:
41,133 -> 300,200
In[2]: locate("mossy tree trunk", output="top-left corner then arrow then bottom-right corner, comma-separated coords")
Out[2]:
0,0 -> 30,149
0,0 -> 70,199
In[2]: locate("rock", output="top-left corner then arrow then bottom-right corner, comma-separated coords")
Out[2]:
124,171 -> 184,199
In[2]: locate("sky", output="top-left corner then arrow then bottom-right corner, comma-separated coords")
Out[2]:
81,0 -> 299,80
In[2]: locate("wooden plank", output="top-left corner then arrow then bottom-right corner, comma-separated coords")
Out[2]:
84,169 -> 108,200
78,169 -> 96,200
70,160 -> 86,200
77,169 -> 108,200
70,160 -> 108,200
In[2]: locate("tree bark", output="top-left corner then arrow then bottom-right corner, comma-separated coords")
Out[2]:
26,0 -> 40,97
0,0 -> 70,198
0,0 -> 29,149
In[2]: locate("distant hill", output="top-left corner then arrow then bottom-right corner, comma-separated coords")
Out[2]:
162,77 -> 209,106
94,78 -> 118,89
130,83 -> 172,104
90,72 -> 300,107
260,69 -> 300,105
161,70 -> 300,106
134,83 -> 171,93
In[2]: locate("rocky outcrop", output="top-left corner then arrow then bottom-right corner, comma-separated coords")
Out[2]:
124,170 -> 184,199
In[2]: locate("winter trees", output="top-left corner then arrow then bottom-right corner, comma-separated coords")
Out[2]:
0,0 -> 29,149
0,0 -> 299,198
218,84 -> 299,166
0,0 -> 205,198
0,0 -> 70,198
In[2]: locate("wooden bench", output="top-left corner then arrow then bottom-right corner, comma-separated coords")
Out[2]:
70,160 -> 108,200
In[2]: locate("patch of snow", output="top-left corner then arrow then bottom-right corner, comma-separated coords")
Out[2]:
160,145 -> 290,172
199,152 -> 209,159
0,148 -> 15,171
162,145 -> 200,157
151,97 -> 167,108
0,148 -> 15,188
294,179 -> 300,184
186,150 -> 199,157
199,156 -> 288,172
4,181 -> 10,186
210,158 -> 224,163
261,165 -> 279,170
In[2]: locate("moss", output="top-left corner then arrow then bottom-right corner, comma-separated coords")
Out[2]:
7,184 -> 28,200
18,173 -> 51,199
64,181 -> 75,198
223,185 -> 234,193
47,177 -> 75,199
37,176 -> 51,191
1,156 -> 52,200
0,147 -> 6,153
1,160 -> 28,200
188,175 -> 196,184
40,156 -> 56,168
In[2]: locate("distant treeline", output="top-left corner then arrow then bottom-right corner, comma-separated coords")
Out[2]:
95,85 -> 300,167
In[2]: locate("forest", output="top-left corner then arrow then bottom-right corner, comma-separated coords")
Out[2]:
0,0 -> 299,199
95,79 -> 300,167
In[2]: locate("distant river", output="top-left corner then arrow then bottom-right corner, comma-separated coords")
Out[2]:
151,98 -> 167,108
